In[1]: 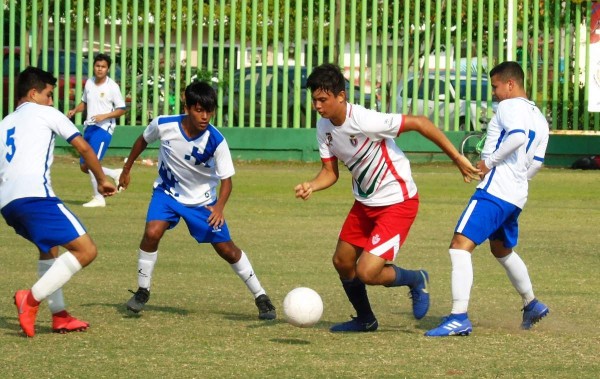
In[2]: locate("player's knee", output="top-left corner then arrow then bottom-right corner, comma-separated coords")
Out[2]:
214,243 -> 241,264
332,254 -> 354,275
143,228 -> 165,244
79,164 -> 89,174
74,244 -> 97,268
355,267 -> 379,285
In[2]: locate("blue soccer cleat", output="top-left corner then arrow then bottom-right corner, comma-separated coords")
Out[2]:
409,270 -> 430,319
330,316 -> 378,333
425,313 -> 472,337
521,299 -> 549,330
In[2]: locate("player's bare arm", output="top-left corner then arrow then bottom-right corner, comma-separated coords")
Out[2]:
92,108 -> 127,123
402,115 -> 480,183
119,135 -> 149,190
66,102 -> 86,118
206,177 -> 232,228
71,135 -> 117,196
294,158 -> 339,200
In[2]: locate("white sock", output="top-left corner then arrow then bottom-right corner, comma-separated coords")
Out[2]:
31,252 -> 82,302
230,251 -> 265,298
496,251 -> 535,307
102,166 -> 118,178
89,172 -> 103,200
38,259 -> 66,314
449,249 -> 473,314
137,249 -> 158,289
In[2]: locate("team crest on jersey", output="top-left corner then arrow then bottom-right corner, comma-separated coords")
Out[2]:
349,135 -> 358,146
372,234 -> 381,245
325,132 -> 333,146
100,92 -> 105,98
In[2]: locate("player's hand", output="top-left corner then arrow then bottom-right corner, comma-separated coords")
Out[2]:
454,155 -> 481,183
205,204 -> 225,228
476,159 -> 491,179
66,109 -> 76,118
118,169 -> 131,192
98,179 -> 117,197
91,114 -> 106,123
294,182 -> 313,200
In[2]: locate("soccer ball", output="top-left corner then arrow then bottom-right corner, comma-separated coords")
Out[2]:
283,287 -> 323,328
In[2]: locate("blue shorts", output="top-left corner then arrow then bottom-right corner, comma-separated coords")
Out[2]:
1,197 -> 87,253
146,189 -> 232,244
454,189 -> 522,248
79,125 -> 112,164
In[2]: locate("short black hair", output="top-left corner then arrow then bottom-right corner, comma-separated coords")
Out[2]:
306,63 -> 346,96
185,81 -> 217,112
94,53 -> 112,67
16,66 -> 57,99
489,61 -> 524,87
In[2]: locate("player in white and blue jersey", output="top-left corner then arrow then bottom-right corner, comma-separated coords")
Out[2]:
119,81 -> 276,320
426,61 -> 550,337
0,67 -> 117,337
67,53 -> 127,208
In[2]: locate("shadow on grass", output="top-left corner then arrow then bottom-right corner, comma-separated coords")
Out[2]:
0,315 -> 56,337
80,302 -> 191,317
215,311 -> 283,328
270,338 -> 311,345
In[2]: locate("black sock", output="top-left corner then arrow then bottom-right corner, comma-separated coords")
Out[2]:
341,277 -> 376,322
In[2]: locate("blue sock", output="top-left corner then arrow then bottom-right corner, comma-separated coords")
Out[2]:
341,277 -> 375,322
388,265 -> 420,287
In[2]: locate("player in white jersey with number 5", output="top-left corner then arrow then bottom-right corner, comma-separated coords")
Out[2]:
295,63 -> 480,332
425,61 -> 550,337
119,81 -> 276,320
0,67 -> 116,337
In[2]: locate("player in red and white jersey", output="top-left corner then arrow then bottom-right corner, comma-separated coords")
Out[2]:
295,63 -> 479,332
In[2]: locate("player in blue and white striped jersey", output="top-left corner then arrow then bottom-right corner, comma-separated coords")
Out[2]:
119,81 -> 276,320
426,61 -> 550,337
0,67 -> 117,337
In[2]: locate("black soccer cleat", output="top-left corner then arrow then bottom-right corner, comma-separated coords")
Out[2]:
126,287 -> 150,313
255,294 -> 276,320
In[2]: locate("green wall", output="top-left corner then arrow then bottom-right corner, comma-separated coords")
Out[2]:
56,126 -> 600,167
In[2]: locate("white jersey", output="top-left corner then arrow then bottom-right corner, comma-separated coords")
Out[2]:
82,76 -> 126,135
317,103 -> 416,206
0,102 -> 81,208
478,97 -> 549,208
143,115 -> 235,206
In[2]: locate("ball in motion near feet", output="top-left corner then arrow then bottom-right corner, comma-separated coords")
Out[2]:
283,287 -> 323,328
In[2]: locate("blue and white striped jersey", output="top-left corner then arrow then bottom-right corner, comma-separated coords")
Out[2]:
143,115 -> 235,206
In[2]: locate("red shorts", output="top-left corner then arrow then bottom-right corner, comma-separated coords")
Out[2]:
339,197 -> 419,261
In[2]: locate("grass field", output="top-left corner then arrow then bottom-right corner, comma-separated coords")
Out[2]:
0,157 -> 598,378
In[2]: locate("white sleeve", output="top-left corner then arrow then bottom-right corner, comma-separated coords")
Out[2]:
213,139 -> 235,179
357,107 -> 403,140
484,130 -> 526,169
527,160 -> 543,180
110,80 -> 126,109
142,117 -> 160,144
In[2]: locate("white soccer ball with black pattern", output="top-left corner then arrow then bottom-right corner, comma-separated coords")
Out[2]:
283,287 -> 323,328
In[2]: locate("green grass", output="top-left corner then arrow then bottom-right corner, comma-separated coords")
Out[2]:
1,157 -> 598,378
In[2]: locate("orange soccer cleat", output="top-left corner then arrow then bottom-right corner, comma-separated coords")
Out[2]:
14,290 -> 40,337
52,310 -> 90,333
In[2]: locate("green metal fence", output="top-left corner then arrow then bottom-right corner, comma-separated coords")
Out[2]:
1,0 -> 599,131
